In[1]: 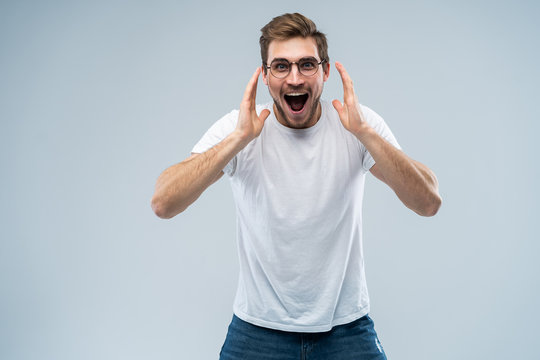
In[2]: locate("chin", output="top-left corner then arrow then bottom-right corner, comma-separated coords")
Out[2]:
274,94 -> 320,129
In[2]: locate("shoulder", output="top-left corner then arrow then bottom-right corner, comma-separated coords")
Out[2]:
218,108 -> 240,125
204,108 -> 239,136
358,104 -> 395,135
359,104 -> 385,125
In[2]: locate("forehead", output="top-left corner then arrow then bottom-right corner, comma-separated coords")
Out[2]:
267,36 -> 319,63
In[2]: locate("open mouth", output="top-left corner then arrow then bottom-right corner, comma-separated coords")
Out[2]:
284,93 -> 309,112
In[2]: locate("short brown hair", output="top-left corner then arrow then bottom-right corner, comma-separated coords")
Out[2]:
259,13 -> 329,69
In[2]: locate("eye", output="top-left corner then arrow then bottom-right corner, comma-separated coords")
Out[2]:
300,60 -> 316,69
272,62 -> 289,72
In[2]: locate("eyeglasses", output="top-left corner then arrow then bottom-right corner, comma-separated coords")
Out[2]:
265,57 -> 326,79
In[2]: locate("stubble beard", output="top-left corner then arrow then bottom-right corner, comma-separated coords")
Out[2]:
272,93 -> 322,129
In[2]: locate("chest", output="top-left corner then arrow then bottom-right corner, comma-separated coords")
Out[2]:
234,120 -> 366,210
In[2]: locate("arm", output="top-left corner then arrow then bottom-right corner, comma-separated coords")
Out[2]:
151,134 -> 245,219
151,67 -> 270,219
332,62 -> 442,217
365,138 -> 441,217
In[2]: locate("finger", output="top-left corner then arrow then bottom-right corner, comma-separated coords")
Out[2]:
335,61 -> 351,84
335,62 -> 355,103
258,108 -> 270,122
242,67 -> 261,105
332,99 -> 344,118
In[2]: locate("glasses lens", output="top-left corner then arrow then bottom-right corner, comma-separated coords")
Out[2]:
269,59 -> 322,78
270,61 -> 290,78
298,59 -> 318,76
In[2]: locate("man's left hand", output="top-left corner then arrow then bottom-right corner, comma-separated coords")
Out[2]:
332,62 -> 372,138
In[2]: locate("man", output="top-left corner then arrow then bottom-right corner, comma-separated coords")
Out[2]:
151,13 -> 441,360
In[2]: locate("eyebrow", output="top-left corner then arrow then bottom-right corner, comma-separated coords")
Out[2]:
270,56 -> 319,63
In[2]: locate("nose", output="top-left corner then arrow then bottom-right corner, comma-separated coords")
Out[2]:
286,63 -> 304,85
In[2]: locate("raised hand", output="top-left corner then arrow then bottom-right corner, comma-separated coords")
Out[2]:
235,67 -> 271,144
332,62 -> 371,138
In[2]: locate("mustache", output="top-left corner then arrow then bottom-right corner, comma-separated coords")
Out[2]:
281,86 -> 310,94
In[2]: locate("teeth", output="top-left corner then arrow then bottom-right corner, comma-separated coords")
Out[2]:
286,92 -> 307,96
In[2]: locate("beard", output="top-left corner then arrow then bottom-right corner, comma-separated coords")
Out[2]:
272,92 -> 322,129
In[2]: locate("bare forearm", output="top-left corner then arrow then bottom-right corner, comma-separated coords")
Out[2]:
151,131 -> 248,219
358,128 -> 442,216
331,62 -> 441,216
151,68 -> 269,219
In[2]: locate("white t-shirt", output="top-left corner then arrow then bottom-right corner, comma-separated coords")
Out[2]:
192,100 -> 400,332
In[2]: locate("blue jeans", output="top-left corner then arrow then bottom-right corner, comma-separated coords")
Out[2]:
219,314 -> 387,360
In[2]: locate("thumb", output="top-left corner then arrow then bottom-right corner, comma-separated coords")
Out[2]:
259,108 -> 271,122
332,99 -> 344,118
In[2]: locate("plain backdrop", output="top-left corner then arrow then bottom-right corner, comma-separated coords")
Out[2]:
1,0 -> 539,359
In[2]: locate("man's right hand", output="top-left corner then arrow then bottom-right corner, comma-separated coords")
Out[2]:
234,67 -> 271,145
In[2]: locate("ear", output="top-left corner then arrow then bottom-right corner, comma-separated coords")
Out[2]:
323,61 -> 330,82
261,65 -> 268,85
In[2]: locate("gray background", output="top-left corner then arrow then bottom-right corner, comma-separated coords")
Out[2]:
1,0 -> 538,359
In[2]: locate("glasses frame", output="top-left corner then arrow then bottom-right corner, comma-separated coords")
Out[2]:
264,58 -> 327,79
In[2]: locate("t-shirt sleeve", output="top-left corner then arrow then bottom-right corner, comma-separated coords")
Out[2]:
191,109 -> 239,176
359,104 -> 402,171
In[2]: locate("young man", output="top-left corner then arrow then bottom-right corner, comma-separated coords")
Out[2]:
151,13 -> 441,360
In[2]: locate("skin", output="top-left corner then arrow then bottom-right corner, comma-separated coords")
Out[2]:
151,37 -> 441,219
332,61 -> 442,216
262,36 -> 329,129
150,68 -> 269,218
